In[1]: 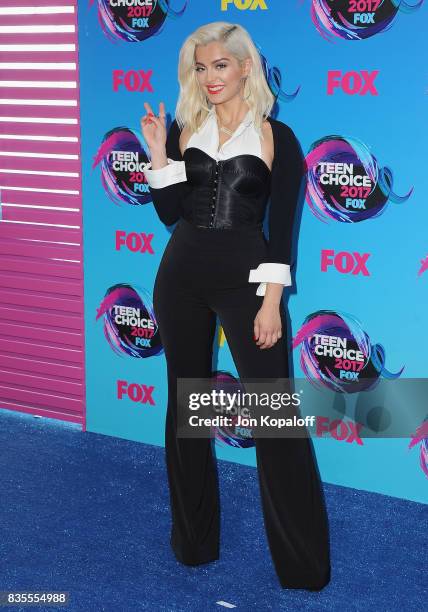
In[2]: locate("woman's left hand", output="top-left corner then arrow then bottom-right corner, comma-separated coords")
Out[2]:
254,303 -> 282,349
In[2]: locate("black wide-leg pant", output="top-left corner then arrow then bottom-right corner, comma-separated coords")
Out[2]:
153,218 -> 331,590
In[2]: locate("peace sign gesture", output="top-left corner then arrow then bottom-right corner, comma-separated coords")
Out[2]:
140,101 -> 167,152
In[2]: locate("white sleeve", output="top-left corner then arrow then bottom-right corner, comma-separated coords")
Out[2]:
248,262 -> 291,296
142,158 -> 187,189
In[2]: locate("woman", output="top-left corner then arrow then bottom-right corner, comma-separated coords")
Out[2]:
140,22 -> 331,590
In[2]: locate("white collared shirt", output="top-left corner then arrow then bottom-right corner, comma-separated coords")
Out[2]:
142,108 -> 291,296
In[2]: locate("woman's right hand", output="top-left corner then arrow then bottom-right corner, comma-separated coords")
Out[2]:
140,101 -> 167,153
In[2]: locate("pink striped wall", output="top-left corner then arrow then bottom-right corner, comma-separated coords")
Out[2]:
0,0 -> 86,428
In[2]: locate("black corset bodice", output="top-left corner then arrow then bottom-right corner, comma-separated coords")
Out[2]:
180,147 -> 271,229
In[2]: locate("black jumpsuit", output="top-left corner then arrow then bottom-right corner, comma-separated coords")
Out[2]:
147,117 -> 331,590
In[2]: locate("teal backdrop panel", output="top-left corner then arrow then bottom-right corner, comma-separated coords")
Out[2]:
77,0 -> 428,503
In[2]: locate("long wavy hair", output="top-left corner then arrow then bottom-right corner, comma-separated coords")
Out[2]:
175,22 -> 275,138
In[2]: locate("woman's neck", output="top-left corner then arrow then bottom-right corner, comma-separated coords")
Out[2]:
212,102 -> 250,128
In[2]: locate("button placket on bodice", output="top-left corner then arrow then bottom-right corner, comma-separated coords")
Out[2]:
209,161 -> 219,228
209,108 -> 253,227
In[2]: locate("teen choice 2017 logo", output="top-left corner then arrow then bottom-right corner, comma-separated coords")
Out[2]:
92,127 -> 151,207
88,0 -> 188,43
96,283 -> 162,357
305,135 -> 413,223
211,371 -> 255,449
292,310 -> 404,393
311,0 -> 424,42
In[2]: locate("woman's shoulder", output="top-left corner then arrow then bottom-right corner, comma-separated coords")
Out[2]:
168,117 -> 181,136
167,118 -> 193,158
168,118 -> 189,141
266,116 -> 299,142
265,117 -> 304,172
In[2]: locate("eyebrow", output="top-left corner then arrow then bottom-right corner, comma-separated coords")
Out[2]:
194,57 -> 230,66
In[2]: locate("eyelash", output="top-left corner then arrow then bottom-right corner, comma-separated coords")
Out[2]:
195,63 -> 227,72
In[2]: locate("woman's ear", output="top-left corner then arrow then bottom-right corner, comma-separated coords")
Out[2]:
243,57 -> 252,78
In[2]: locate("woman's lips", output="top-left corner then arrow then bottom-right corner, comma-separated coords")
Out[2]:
207,85 -> 225,94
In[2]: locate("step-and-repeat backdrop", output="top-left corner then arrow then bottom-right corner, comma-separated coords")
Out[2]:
77,0 -> 427,503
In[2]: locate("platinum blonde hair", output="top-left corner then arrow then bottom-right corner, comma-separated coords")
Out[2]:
175,21 -> 275,138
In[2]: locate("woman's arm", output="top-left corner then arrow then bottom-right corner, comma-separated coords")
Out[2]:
249,120 -> 305,299
141,119 -> 188,226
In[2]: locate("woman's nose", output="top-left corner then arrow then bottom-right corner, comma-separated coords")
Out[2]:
205,68 -> 217,83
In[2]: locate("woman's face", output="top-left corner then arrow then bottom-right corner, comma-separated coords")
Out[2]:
194,41 -> 250,105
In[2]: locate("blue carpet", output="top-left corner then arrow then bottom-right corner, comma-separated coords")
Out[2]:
0,408 -> 426,612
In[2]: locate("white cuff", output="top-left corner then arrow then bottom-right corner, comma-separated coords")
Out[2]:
142,158 -> 187,188
248,263 -> 291,296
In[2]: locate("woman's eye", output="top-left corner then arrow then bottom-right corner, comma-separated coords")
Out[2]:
195,64 -> 227,72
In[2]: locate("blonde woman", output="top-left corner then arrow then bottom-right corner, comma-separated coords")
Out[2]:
141,22 -> 331,590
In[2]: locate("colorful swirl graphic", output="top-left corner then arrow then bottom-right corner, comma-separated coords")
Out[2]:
292,310 -> 404,392
92,127 -> 151,208
88,0 -> 188,43
259,51 -> 300,103
417,254 -> 428,277
96,283 -> 162,358
305,135 -> 413,223
311,0 -> 424,42
211,371 -> 255,449
408,420 -> 428,478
